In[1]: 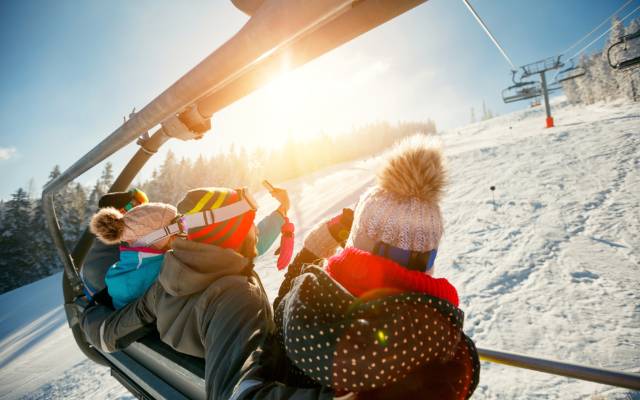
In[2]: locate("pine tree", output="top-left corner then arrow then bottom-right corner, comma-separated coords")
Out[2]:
87,162 -> 116,211
31,196 -> 59,277
68,183 -> 88,241
142,150 -> 180,203
101,162 -> 114,189
0,188 -> 36,293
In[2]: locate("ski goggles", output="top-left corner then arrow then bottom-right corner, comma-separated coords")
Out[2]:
373,241 -> 437,272
133,188 -> 258,247
122,188 -> 149,212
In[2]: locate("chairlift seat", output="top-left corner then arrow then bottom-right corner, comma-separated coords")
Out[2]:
556,65 -> 586,83
501,82 -> 542,104
608,29 -> 640,70
98,329 -> 207,399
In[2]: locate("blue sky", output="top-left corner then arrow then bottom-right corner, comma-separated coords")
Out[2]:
0,0 -> 636,199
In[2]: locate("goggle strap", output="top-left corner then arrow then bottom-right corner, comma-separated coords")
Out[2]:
133,198 -> 255,247
373,242 -> 437,273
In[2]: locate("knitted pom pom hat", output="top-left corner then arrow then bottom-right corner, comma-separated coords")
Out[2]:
90,202 -> 178,247
346,135 -> 447,268
176,187 -> 256,250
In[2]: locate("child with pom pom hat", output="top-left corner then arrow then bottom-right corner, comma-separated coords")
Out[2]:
270,135 -> 479,400
81,188 -> 150,303
90,202 -> 177,309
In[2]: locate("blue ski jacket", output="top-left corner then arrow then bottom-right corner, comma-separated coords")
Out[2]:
256,210 -> 286,256
105,247 -> 165,309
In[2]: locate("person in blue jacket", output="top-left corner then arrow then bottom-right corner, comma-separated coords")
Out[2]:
80,188 -> 150,303
89,202 -> 179,309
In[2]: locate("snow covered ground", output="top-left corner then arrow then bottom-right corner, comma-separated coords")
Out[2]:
1,98 -> 638,399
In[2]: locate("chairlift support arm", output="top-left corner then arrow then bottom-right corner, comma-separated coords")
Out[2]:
479,348 -> 640,391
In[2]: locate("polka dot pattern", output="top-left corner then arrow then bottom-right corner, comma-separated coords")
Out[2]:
275,265 -> 480,397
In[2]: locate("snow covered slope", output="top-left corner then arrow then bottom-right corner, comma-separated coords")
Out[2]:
1,98 -> 638,399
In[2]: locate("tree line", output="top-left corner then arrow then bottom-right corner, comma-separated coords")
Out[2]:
0,120 -> 436,294
562,17 -> 640,104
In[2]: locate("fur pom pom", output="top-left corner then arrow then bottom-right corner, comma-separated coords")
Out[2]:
90,207 -> 126,245
377,135 -> 447,203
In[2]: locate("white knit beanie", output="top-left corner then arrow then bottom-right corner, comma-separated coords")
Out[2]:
90,202 -> 178,246
346,135 -> 447,253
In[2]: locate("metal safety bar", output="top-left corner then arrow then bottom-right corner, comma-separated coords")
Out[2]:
478,347 -> 640,391
42,0 -> 358,196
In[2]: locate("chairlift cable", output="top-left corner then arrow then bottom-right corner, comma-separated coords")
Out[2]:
560,0 -> 634,56
461,0 -> 516,69
568,4 -> 640,62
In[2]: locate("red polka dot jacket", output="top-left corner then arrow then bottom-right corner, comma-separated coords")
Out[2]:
273,247 -> 480,399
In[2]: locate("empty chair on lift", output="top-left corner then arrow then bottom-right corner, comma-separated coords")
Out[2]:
608,28 -> 640,70
555,61 -> 586,83
502,70 -> 543,104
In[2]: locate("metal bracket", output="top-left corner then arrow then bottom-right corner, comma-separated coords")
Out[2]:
136,131 -> 157,155
178,104 -> 211,136
161,115 -> 203,141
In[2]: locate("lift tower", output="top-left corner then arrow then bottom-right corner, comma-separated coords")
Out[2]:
519,56 -> 564,127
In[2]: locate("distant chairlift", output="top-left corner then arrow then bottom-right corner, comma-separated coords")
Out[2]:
555,61 -> 586,83
608,28 -> 640,70
502,71 -> 542,104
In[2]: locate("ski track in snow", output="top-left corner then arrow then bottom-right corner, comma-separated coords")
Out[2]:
1,99 -> 639,399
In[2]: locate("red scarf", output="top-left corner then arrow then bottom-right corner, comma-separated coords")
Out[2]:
326,247 -> 459,307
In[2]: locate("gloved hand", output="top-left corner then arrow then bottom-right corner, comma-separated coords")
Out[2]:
326,208 -> 354,247
303,208 -> 354,260
270,187 -> 290,218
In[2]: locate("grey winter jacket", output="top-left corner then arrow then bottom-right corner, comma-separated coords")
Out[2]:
81,237 -> 334,400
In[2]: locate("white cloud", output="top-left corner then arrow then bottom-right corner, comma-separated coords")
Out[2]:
0,147 -> 17,161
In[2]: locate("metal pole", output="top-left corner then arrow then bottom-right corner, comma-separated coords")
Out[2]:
478,347 -> 640,391
540,71 -> 554,127
42,0 -> 359,197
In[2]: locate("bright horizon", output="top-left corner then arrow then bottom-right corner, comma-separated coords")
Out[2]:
0,0 -> 636,199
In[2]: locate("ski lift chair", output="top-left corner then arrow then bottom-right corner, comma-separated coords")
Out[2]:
555,61 -> 586,83
46,1 -> 434,398
501,71 -> 542,103
547,81 -> 562,93
608,28 -> 640,70
44,1 -> 640,398
501,82 -> 542,103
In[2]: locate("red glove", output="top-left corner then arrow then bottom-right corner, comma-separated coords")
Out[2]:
276,218 -> 295,270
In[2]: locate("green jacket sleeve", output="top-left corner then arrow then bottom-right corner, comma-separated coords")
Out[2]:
81,281 -> 159,353
231,334 -> 335,400
201,274 -> 334,400
256,211 -> 285,256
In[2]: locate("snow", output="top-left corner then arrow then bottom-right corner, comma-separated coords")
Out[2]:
1,98 -> 639,399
